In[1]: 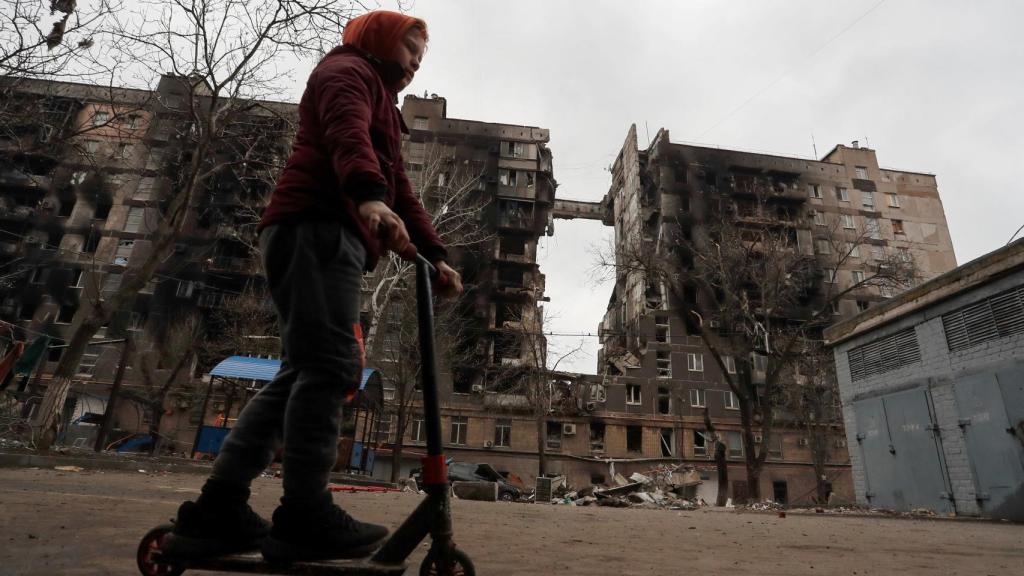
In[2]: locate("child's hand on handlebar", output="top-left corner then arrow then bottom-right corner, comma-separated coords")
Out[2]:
433,261 -> 463,299
359,200 -> 410,254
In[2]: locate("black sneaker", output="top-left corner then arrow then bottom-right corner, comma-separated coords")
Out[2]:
261,504 -> 388,563
161,500 -> 271,561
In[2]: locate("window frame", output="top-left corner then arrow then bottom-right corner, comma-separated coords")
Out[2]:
689,388 -> 706,408
449,416 -> 468,446
686,352 -> 704,372
494,418 -> 512,447
724,390 -> 739,410
625,384 -> 642,406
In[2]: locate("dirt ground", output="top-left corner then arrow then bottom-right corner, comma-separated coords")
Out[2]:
0,468 -> 1022,576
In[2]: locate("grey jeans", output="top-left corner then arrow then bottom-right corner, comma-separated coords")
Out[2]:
207,220 -> 366,511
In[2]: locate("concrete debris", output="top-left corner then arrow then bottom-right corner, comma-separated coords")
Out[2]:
545,463 -> 709,511
745,500 -> 783,512
628,472 -> 652,484
53,465 -> 83,472
627,492 -> 655,504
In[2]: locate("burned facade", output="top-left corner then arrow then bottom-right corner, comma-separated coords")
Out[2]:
554,125 -> 958,503
369,94 -> 557,479
0,76 -> 293,450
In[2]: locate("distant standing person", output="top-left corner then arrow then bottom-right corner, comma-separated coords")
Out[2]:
163,10 -> 462,564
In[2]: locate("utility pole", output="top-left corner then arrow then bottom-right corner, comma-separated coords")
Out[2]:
94,336 -> 133,452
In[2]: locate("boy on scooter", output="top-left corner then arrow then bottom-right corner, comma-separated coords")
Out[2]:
164,10 -> 462,564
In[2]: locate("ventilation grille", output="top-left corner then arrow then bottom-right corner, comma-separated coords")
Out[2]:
848,328 -> 921,381
942,286 -> 1024,352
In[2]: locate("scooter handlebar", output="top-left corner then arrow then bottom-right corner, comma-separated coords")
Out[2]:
396,243 -> 440,283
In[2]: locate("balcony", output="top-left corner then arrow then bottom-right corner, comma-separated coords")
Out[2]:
0,241 -> 23,257
482,392 -> 531,412
0,170 -> 51,191
495,251 -> 533,264
206,256 -> 257,274
497,213 -> 535,231
0,203 -> 37,222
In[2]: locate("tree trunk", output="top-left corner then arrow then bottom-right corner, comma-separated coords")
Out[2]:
809,428 -> 831,505
703,407 -> 729,506
390,410 -> 406,484
738,391 -> 764,502
535,412 -> 547,477
714,440 -> 729,506
34,316 -> 105,449
147,400 -> 166,456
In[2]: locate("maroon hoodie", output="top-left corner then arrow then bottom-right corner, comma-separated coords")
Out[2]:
259,45 -> 446,270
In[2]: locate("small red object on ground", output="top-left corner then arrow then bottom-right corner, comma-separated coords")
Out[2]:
329,484 -> 401,493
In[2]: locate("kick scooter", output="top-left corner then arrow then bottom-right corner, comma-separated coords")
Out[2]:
136,249 -> 474,576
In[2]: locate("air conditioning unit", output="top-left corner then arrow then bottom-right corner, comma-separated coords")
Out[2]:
470,384 -> 484,394
797,438 -> 809,447
562,423 -> 576,436
753,434 -> 763,444
483,440 -> 493,448
585,402 -> 596,412
39,199 -> 56,210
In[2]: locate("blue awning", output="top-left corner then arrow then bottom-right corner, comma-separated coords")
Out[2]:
209,356 -> 378,389
210,356 -> 281,382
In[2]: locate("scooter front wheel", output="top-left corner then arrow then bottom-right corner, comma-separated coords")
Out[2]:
419,546 -> 475,576
137,524 -> 185,576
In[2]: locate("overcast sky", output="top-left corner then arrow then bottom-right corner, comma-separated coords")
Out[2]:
290,0 -> 1024,373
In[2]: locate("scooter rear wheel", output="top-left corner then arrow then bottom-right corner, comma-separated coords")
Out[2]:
419,547 -> 475,576
137,524 -> 185,576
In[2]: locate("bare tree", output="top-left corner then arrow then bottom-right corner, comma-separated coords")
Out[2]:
371,285 -> 474,484
118,311 -> 201,455
781,341 -> 843,504
0,0 -> 112,80
31,0 -> 358,449
201,285 -> 278,366
487,306 -> 583,477
363,143 -> 492,483
363,142 -> 491,351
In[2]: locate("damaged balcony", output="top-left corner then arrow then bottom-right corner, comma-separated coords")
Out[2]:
497,199 -> 539,232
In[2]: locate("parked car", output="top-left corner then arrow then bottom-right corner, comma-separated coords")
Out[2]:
413,461 -> 522,501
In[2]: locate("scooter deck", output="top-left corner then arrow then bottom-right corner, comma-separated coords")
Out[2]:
155,552 -> 407,575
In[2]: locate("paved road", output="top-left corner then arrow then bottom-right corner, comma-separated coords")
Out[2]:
1,468 -> 1022,575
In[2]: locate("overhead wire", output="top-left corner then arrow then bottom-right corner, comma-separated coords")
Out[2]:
696,0 -> 889,140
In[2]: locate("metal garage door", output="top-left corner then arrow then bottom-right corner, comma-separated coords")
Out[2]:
854,388 -> 952,513
954,367 -> 1024,521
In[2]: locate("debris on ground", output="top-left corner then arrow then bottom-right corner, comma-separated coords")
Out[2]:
546,463 -> 709,511
745,500 -> 784,512
53,465 -> 84,472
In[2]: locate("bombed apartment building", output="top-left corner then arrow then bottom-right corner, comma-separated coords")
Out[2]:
0,76 -> 293,451
368,94 -> 557,480
543,125 -> 958,503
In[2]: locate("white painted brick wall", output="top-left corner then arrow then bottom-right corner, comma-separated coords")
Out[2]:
833,272 -> 1024,517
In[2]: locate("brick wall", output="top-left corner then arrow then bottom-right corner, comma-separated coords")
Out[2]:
833,269 -> 1024,516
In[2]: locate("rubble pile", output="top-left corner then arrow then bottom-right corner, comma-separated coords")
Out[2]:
546,464 -> 708,511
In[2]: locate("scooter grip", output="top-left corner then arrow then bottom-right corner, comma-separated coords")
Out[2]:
397,243 -> 418,261
397,244 -> 441,283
